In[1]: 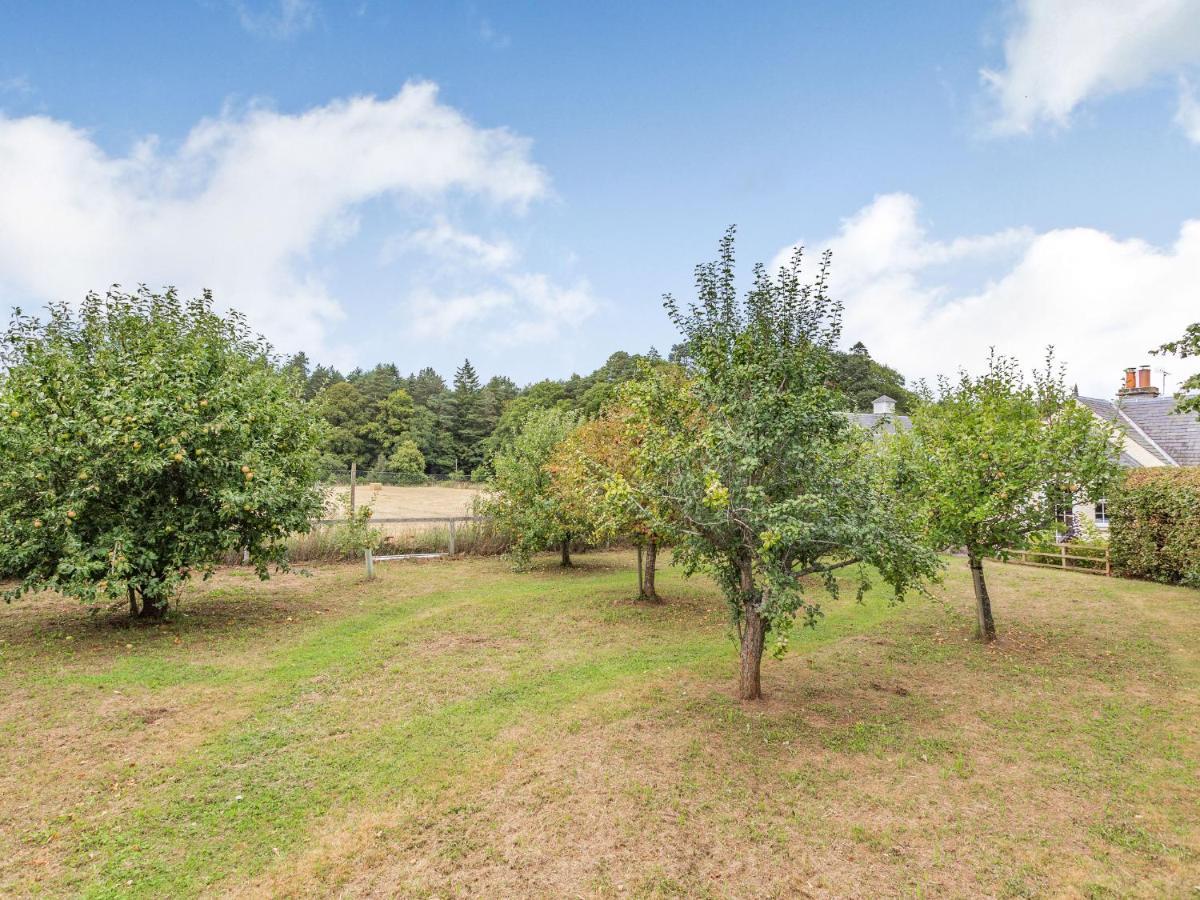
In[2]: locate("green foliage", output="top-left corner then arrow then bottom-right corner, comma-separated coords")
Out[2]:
552,397 -> 671,547
1109,467 -> 1200,586
312,367 -> 419,474
618,228 -> 939,663
386,440 -> 427,482
303,364 -> 342,400
315,381 -> 374,464
901,351 -> 1122,560
477,406 -> 590,569
328,488 -> 384,555
450,358 -> 489,473
1154,322 -> 1200,415
302,336 -> 911,485
0,288 -> 325,612
484,383 -> 572,459
373,388 -> 416,457
830,341 -> 916,412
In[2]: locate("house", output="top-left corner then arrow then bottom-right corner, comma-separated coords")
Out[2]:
849,395 -> 910,433
851,371 -> 1200,534
1073,365 -> 1200,530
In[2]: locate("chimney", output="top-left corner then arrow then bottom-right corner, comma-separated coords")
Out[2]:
1118,364 -> 1160,399
872,395 -> 896,416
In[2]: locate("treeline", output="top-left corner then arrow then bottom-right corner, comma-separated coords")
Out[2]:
283,341 -> 915,482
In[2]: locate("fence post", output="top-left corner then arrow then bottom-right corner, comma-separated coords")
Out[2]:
448,519 -> 457,555
365,546 -> 374,579
1061,545 -> 1066,570
349,461 -> 357,518
1105,547 -> 1111,577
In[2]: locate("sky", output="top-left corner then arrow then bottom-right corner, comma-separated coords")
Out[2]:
0,0 -> 1198,397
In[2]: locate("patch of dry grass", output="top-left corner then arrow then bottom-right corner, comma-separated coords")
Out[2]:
0,554 -> 1197,897
325,483 -> 482,520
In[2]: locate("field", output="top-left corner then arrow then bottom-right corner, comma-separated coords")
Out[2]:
324,483 -> 482,520
1,554 -> 1198,897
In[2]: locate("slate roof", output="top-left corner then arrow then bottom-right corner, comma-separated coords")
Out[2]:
1076,394 -> 1200,467
846,394 -> 1200,464
847,412 -> 911,435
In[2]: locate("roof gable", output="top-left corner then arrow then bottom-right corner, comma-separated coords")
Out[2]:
1118,397 -> 1200,467
1077,394 -> 1200,467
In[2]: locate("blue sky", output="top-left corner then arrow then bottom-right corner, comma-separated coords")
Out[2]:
1,0 -> 1197,395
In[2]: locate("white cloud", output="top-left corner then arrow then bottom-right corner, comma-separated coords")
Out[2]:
405,272 -> 598,346
233,0 -> 317,38
382,216 -> 517,270
1175,76 -> 1200,140
983,0 -> 1200,139
775,193 -> 1198,397
0,75 -> 32,97
408,288 -> 513,338
0,83 -> 552,355
775,193 -> 1031,291
477,18 -> 511,50
383,215 -> 598,347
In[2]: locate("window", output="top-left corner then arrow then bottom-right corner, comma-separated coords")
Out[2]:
1053,488 -> 1076,531
1094,498 -> 1109,527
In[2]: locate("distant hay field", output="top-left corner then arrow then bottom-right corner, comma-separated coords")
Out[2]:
324,483 -> 484,520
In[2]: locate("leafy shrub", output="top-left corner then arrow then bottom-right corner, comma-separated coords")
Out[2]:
328,488 -> 383,556
477,406 -> 591,570
1109,467 -> 1200,587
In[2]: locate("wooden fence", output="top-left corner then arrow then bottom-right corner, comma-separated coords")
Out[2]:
1000,544 -> 1111,576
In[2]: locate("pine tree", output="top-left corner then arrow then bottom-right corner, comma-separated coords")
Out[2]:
406,367 -> 448,406
451,359 -> 488,473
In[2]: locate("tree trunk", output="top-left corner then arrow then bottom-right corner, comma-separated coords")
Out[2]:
128,586 -> 139,618
138,581 -> 167,620
637,545 -> 644,597
968,552 -> 997,642
737,557 -> 765,700
138,596 -> 166,619
560,535 -> 572,568
642,540 -> 660,602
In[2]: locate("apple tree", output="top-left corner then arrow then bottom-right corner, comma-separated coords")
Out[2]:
0,288 -> 326,617
478,405 -> 589,569
619,229 -> 939,699
550,403 -> 671,601
900,352 -> 1120,641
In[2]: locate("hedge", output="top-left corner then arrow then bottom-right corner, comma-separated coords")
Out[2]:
1109,467 -> 1200,587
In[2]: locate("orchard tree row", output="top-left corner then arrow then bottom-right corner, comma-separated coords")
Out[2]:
0,230 -> 1169,697
481,230 -> 1124,698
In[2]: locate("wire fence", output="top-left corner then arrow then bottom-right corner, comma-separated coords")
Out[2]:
269,515 -> 507,564
321,465 -> 482,487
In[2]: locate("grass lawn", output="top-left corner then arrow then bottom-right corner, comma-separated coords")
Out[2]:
1,552 -> 1197,898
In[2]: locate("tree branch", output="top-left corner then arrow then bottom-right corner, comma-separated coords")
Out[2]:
794,556 -> 861,579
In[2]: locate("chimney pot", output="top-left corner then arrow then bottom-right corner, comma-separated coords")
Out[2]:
1138,365 -> 1152,389
1124,367 -> 1137,390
